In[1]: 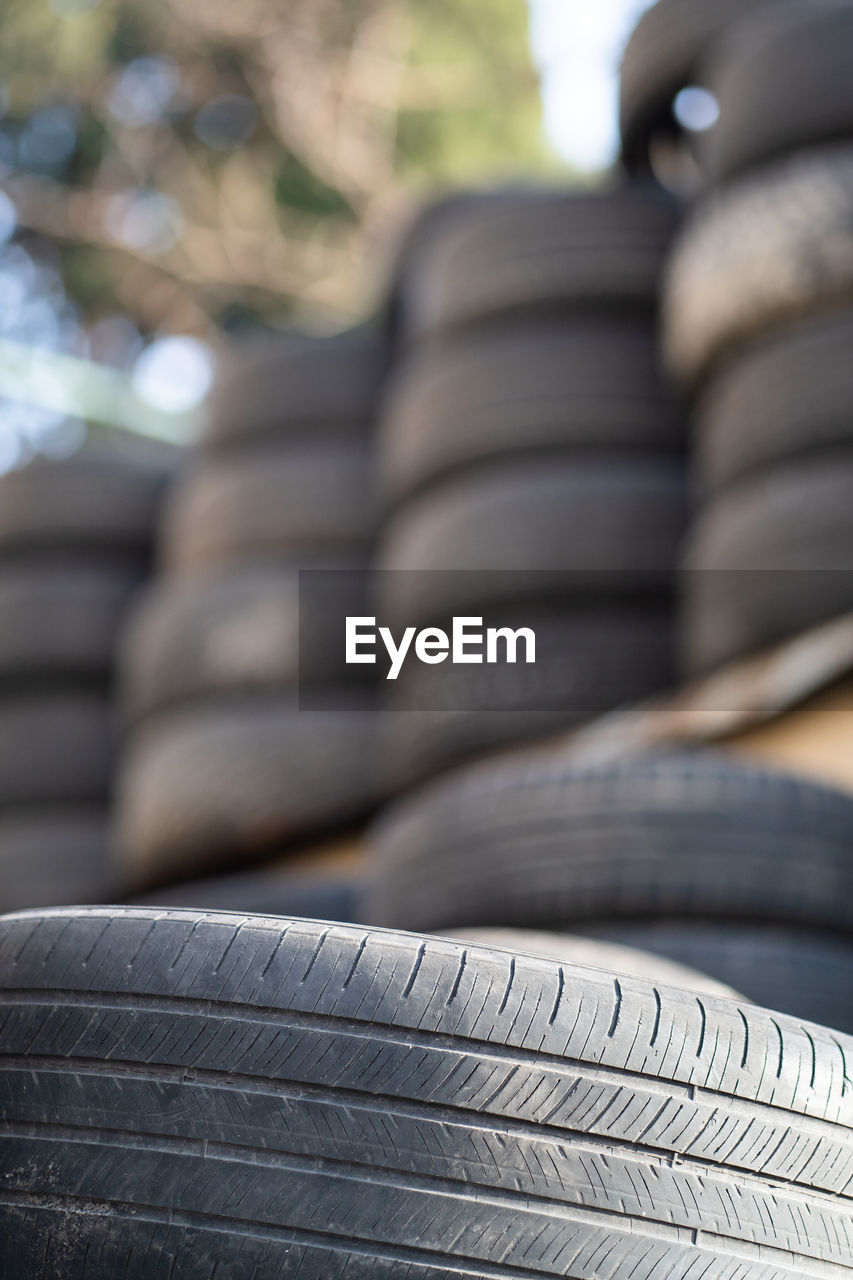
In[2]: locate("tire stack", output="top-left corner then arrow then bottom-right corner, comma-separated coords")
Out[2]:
376,186 -> 688,786
0,449 -> 168,914
115,328 -> 389,893
661,0 -> 853,673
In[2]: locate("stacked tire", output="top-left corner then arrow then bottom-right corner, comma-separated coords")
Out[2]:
661,0 -> 853,672
366,746 -> 853,1033
376,186 -> 688,785
115,328 -> 389,892
0,449 -> 168,913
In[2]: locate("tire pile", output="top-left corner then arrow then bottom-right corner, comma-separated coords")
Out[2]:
115,330 -> 389,893
663,0 -> 853,671
377,186 -> 688,785
0,450 -> 167,914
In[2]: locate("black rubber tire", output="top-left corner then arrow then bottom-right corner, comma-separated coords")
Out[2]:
132,871 -> 363,922
0,693 -> 114,805
695,304 -> 853,492
444,928 -> 741,999
663,142 -> 853,383
206,327 -> 387,454
116,697 -> 382,888
0,564 -> 139,684
0,452 -> 166,558
403,185 -> 680,340
366,749 -> 853,935
381,607 -> 676,785
379,320 -> 685,506
701,1 -> 853,184
3,906 -> 853,1278
120,562 -> 371,723
378,457 -> 686,627
681,453 -> 853,672
0,810 -> 117,913
162,441 -> 377,574
618,0 -> 772,171
584,922 -> 853,1035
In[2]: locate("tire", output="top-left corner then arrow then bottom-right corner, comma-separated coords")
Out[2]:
0,694 -> 114,805
116,697 -> 382,888
378,457 -> 686,627
403,185 -> 679,340
366,749 -> 853,935
162,441 -> 377,574
618,0 -> 772,171
132,871 -> 363,922
695,304 -> 853,491
2,906 -> 853,1279
701,1 -> 853,184
0,564 -> 139,684
379,320 -> 685,506
0,452 -> 166,557
0,810 -> 116,913
584,922 -> 853,1034
120,562 -> 371,723
663,142 -> 853,382
681,453 -> 853,672
444,928 -> 741,999
381,607 -> 676,784
206,327 -> 387,453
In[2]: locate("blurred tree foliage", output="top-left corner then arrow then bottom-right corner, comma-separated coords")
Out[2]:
0,0 -> 557,344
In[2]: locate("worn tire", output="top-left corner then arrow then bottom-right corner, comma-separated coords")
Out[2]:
380,320 -> 684,505
0,565 -> 139,684
382,607 -> 676,784
695,305 -> 853,491
0,811 -> 116,913
404,185 -> 679,339
702,1 -> 853,183
3,906 -> 853,1277
366,749 -> 853,935
681,453 -> 853,672
664,142 -> 853,382
206,327 -> 387,453
162,441 -> 377,574
0,694 -> 113,805
619,0 -> 772,171
0,452 -> 165,557
585,922 -> 853,1035
378,457 -> 685,627
116,697 -> 382,887
120,563 -> 371,722
445,928 -> 741,999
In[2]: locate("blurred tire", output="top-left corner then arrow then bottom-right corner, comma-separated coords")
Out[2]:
0,811 -> 116,913
681,454 -> 853,671
0,694 -> 113,805
380,320 -> 684,505
131,870 -> 363,922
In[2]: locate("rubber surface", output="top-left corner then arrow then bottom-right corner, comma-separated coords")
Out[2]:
0,810 -> 117,913
379,320 -> 685,505
585,922 -> 853,1035
0,694 -> 114,805
702,1 -> 853,183
378,457 -> 686,627
132,872 -> 363,923
0,564 -> 139,683
2,905 -> 852,1276
116,697 -> 382,887
681,453 -> 853,672
162,440 -> 377,574
403,185 -> 679,339
619,0 -> 772,171
695,304 -> 853,491
120,561 -> 371,722
664,142 -> 853,382
366,749 -> 853,935
206,327 -> 387,453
